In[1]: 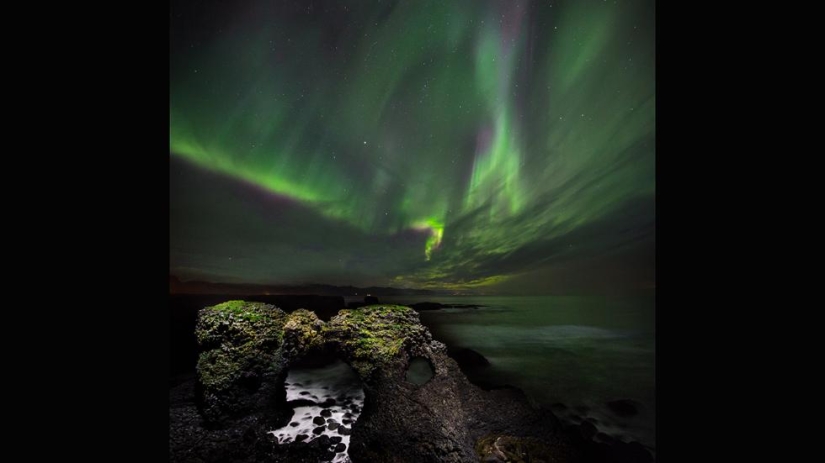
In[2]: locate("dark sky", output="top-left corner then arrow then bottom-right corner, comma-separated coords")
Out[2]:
169,0 -> 655,294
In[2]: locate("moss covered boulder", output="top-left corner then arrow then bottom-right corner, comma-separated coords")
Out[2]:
324,305 -> 433,379
195,300 -> 289,426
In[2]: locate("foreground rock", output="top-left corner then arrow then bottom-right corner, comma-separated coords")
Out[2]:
170,301 -> 653,462
195,301 -> 290,427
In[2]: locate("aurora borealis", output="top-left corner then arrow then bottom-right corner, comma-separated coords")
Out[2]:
170,0 -> 655,293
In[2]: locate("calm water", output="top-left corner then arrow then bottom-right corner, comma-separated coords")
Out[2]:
373,294 -> 656,450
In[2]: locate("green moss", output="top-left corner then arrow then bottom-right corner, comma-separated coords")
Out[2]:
325,305 -> 430,377
195,301 -> 288,394
211,300 -> 272,322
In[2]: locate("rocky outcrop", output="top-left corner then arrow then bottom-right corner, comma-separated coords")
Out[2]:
606,399 -> 640,418
195,301 -> 289,427
172,302 -> 653,462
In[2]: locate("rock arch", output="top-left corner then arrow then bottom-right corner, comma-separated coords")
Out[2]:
194,302 -> 570,462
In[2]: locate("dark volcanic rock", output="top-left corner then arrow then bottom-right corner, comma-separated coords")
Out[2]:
287,399 -> 317,408
193,301 -> 289,427
289,422 -> 299,427
313,416 -> 326,425
171,377 -> 341,463
320,409 -> 332,417
607,399 -> 640,418
447,346 -> 491,369
175,303 -> 638,463
334,443 -> 347,453
551,402 -> 568,412
330,436 -> 342,444
609,440 -> 654,463
327,422 -> 339,430
579,421 -> 598,440
595,432 -> 614,445
295,434 -> 308,442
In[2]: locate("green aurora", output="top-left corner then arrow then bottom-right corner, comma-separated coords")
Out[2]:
170,0 -> 655,293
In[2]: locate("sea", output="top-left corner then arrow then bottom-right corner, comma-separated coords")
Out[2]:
365,293 -> 657,452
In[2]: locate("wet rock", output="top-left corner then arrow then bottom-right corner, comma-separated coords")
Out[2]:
315,435 -> 331,448
447,346 -> 491,369
330,436 -> 342,444
287,399 -> 318,408
595,432 -> 614,444
579,421 -> 598,440
289,421 -> 299,427
320,409 -> 332,417
607,399 -> 639,418
295,434 -> 309,442
319,398 -> 337,407
337,426 -> 351,436
328,422 -> 339,430
609,440 -> 653,463
313,416 -> 326,425
334,443 -> 347,453
313,426 -> 326,435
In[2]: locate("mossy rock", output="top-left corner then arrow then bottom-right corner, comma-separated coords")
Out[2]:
195,300 -> 289,424
282,308 -> 327,359
324,305 -> 432,379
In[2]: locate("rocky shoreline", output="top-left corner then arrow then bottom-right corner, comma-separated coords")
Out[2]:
170,301 -> 653,462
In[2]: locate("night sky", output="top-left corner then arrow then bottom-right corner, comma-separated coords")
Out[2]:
170,0 -> 655,294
